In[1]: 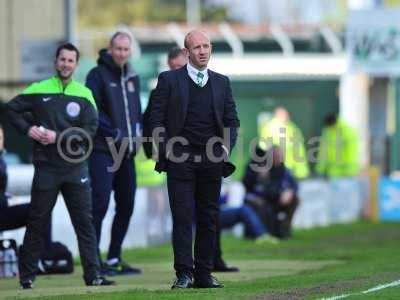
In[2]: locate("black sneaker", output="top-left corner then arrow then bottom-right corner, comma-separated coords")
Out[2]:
100,262 -> 110,276
86,276 -> 115,286
103,260 -> 142,276
20,279 -> 34,290
213,258 -> 239,272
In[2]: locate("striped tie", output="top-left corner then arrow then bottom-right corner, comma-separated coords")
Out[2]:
196,72 -> 204,87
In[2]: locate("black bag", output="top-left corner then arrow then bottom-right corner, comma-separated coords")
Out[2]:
38,242 -> 74,275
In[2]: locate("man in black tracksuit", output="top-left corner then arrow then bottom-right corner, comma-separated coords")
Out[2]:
86,31 -> 142,275
5,43 -> 113,288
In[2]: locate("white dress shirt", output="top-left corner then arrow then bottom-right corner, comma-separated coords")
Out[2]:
186,62 -> 209,87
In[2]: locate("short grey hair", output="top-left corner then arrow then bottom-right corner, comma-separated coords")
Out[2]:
109,30 -> 132,47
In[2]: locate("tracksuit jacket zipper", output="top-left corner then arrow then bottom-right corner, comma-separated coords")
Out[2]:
120,68 -> 134,154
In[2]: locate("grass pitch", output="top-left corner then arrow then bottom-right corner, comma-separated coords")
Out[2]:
1,221 -> 399,300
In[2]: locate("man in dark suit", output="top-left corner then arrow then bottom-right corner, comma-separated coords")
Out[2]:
150,30 -> 240,289
144,47 -> 239,273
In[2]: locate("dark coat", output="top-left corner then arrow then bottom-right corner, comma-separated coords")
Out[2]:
142,89 -> 155,159
86,49 -> 142,156
149,65 -> 240,177
242,162 -> 298,204
0,152 -> 7,209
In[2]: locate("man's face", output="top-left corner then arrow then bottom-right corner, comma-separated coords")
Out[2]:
110,35 -> 131,67
168,54 -> 187,70
55,49 -> 78,80
272,147 -> 283,166
185,32 -> 211,70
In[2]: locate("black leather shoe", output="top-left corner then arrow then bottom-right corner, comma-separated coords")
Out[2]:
86,276 -> 116,286
193,275 -> 224,288
213,261 -> 239,272
171,274 -> 193,289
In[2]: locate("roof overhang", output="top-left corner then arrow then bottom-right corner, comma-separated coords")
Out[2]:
208,54 -> 347,81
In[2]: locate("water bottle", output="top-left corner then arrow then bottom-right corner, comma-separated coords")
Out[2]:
4,248 -> 12,277
2,240 -> 18,277
9,248 -> 18,276
0,249 -> 4,277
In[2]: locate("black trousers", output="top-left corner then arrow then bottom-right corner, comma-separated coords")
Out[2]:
18,165 -> 100,283
166,145 -> 223,279
0,203 -> 52,251
89,152 -> 136,261
244,195 -> 299,239
268,196 -> 299,239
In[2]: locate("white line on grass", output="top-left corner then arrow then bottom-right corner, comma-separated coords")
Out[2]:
362,279 -> 400,294
319,294 -> 350,300
318,279 -> 400,300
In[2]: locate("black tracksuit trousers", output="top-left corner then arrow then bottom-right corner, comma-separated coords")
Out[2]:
18,164 -> 100,283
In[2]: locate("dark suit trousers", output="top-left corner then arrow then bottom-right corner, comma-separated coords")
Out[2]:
166,145 -> 223,279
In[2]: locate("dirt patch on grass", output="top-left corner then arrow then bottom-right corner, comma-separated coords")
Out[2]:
250,272 -> 400,300
251,282 -> 355,300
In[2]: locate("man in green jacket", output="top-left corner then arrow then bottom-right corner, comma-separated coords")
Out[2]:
316,113 -> 360,177
258,107 -> 310,179
5,43 -> 114,289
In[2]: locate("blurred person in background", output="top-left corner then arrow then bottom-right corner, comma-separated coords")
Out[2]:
86,31 -> 142,276
216,191 -> 279,245
150,30 -> 240,289
258,107 -> 309,179
0,124 -> 52,249
143,47 -> 187,159
5,43 -> 113,288
243,146 -> 299,239
316,113 -> 360,178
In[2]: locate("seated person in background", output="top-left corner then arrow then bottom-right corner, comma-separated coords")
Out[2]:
243,146 -> 299,239
213,191 -> 279,273
0,124 -> 52,254
216,193 -> 279,246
